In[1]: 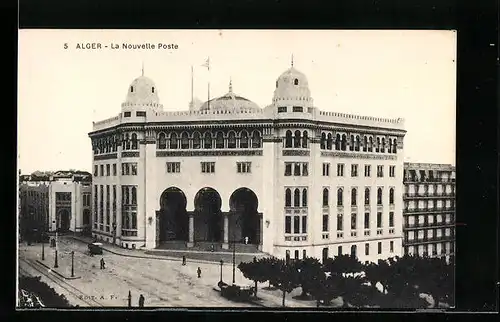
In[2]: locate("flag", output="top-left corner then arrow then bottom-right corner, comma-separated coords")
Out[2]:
201,57 -> 210,71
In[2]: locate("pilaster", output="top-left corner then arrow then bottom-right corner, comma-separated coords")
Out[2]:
143,129 -> 157,249
261,127 -> 276,254
222,214 -> 229,249
187,214 -> 194,247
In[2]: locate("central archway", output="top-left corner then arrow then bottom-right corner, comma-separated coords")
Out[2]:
194,187 -> 222,242
229,188 -> 260,244
159,187 -> 188,242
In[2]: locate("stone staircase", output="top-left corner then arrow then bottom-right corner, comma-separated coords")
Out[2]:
156,241 -> 261,253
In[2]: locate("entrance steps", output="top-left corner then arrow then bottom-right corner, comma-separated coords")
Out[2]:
156,241 -> 261,254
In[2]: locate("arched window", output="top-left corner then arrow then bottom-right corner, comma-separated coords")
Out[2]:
130,86 -> 134,93
337,188 -> 343,206
285,189 -> 292,207
387,138 -> 393,153
216,132 -> 224,149
321,133 -> 326,149
121,135 -> 125,150
327,133 -> 332,150
125,134 -> 131,150
351,188 -> 357,206
351,245 -> 357,257
252,131 -> 262,148
381,138 -> 386,153
131,187 -> 137,205
376,137 -> 381,152
341,134 -> 347,151
302,188 -> 308,207
170,133 -> 178,149
364,188 -> 370,205
158,133 -> 166,149
285,130 -> 293,148
113,136 -> 118,151
294,189 -> 301,207
368,137 -> 373,152
363,136 -> 367,152
351,214 -> 357,230
302,131 -> 308,148
389,188 -> 394,205
125,187 -> 130,205
335,134 -> 341,150
355,136 -> 361,151
377,188 -> 383,205
294,130 -> 301,148
181,132 -> 189,149
240,131 -> 249,149
228,131 -> 236,149
204,132 -> 212,149
350,135 -> 355,151
393,139 -> 398,154
323,188 -> 329,207
294,78 -> 299,85
131,133 -> 138,150
152,87 -> 155,93
192,132 -> 201,149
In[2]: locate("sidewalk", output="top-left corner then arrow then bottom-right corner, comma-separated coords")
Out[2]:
70,235 -> 269,265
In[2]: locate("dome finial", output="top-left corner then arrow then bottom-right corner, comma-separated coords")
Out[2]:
291,54 -> 294,67
229,77 -> 233,93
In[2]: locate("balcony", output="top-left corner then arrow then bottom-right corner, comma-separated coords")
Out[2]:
404,178 -> 456,184
404,192 -> 456,200
403,206 -> 455,214
403,234 -> 455,245
404,221 -> 455,229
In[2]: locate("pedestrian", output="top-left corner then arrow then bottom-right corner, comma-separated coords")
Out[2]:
244,236 -> 249,245
100,257 -> 106,269
197,267 -> 201,278
182,256 -> 186,266
138,294 -> 145,307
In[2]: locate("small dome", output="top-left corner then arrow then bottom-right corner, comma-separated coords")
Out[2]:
199,80 -> 261,112
125,76 -> 160,105
273,66 -> 312,105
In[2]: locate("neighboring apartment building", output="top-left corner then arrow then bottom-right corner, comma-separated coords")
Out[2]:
19,170 -> 93,237
402,163 -> 456,258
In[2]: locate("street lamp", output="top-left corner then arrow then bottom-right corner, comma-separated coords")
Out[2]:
71,251 -> 75,277
54,248 -> 58,268
219,259 -> 223,283
232,231 -> 236,284
41,235 -> 45,261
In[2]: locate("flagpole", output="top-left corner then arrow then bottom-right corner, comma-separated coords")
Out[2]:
207,58 -> 210,110
191,65 -> 194,105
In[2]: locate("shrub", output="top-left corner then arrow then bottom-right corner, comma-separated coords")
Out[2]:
19,276 -> 73,308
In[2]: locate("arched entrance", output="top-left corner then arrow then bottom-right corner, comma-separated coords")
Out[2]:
229,187 -> 260,244
194,187 -> 222,242
57,209 -> 70,232
159,187 -> 188,242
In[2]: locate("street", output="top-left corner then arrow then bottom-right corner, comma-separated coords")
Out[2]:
18,237 -> 313,307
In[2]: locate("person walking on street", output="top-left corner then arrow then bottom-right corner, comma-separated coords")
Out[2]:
138,294 -> 145,307
100,257 -> 106,269
182,256 -> 186,266
197,267 -> 201,278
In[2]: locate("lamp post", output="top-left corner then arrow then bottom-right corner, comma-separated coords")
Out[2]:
232,236 -> 236,284
41,235 -> 45,261
54,249 -> 58,268
71,251 -> 75,277
219,259 -> 223,283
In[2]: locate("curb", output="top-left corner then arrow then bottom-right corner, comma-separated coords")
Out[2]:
69,236 -> 264,266
35,260 -> 82,280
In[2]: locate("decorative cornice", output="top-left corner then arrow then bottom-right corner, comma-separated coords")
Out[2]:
282,149 -> 310,156
321,151 -> 397,160
156,149 -> 263,157
94,153 -> 118,161
121,151 -> 140,158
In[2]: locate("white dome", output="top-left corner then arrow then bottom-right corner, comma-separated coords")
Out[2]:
124,76 -> 160,105
273,67 -> 313,106
199,81 -> 261,112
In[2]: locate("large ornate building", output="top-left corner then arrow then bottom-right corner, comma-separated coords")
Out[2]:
89,63 -> 406,263
19,170 -> 92,238
402,163 -> 456,259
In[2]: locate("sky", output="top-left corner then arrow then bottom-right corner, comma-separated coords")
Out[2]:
18,30 -> 456,174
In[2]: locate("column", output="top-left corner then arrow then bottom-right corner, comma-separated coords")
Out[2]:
222,214 -> 229,249
258,215 -> 263,251
187,214 -> 194,247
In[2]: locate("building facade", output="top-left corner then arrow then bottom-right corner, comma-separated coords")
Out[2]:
402,163 -> 456,258
89,65 -> 407,263
19,171 -> 93,237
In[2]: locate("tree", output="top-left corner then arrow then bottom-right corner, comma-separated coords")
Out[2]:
323,254 -> 363,277
268,259 -> 299,307
237,259 -> 269,298
294,257 -> 324,300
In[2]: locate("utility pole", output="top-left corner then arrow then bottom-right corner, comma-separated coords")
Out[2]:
71,251 -> 75,277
